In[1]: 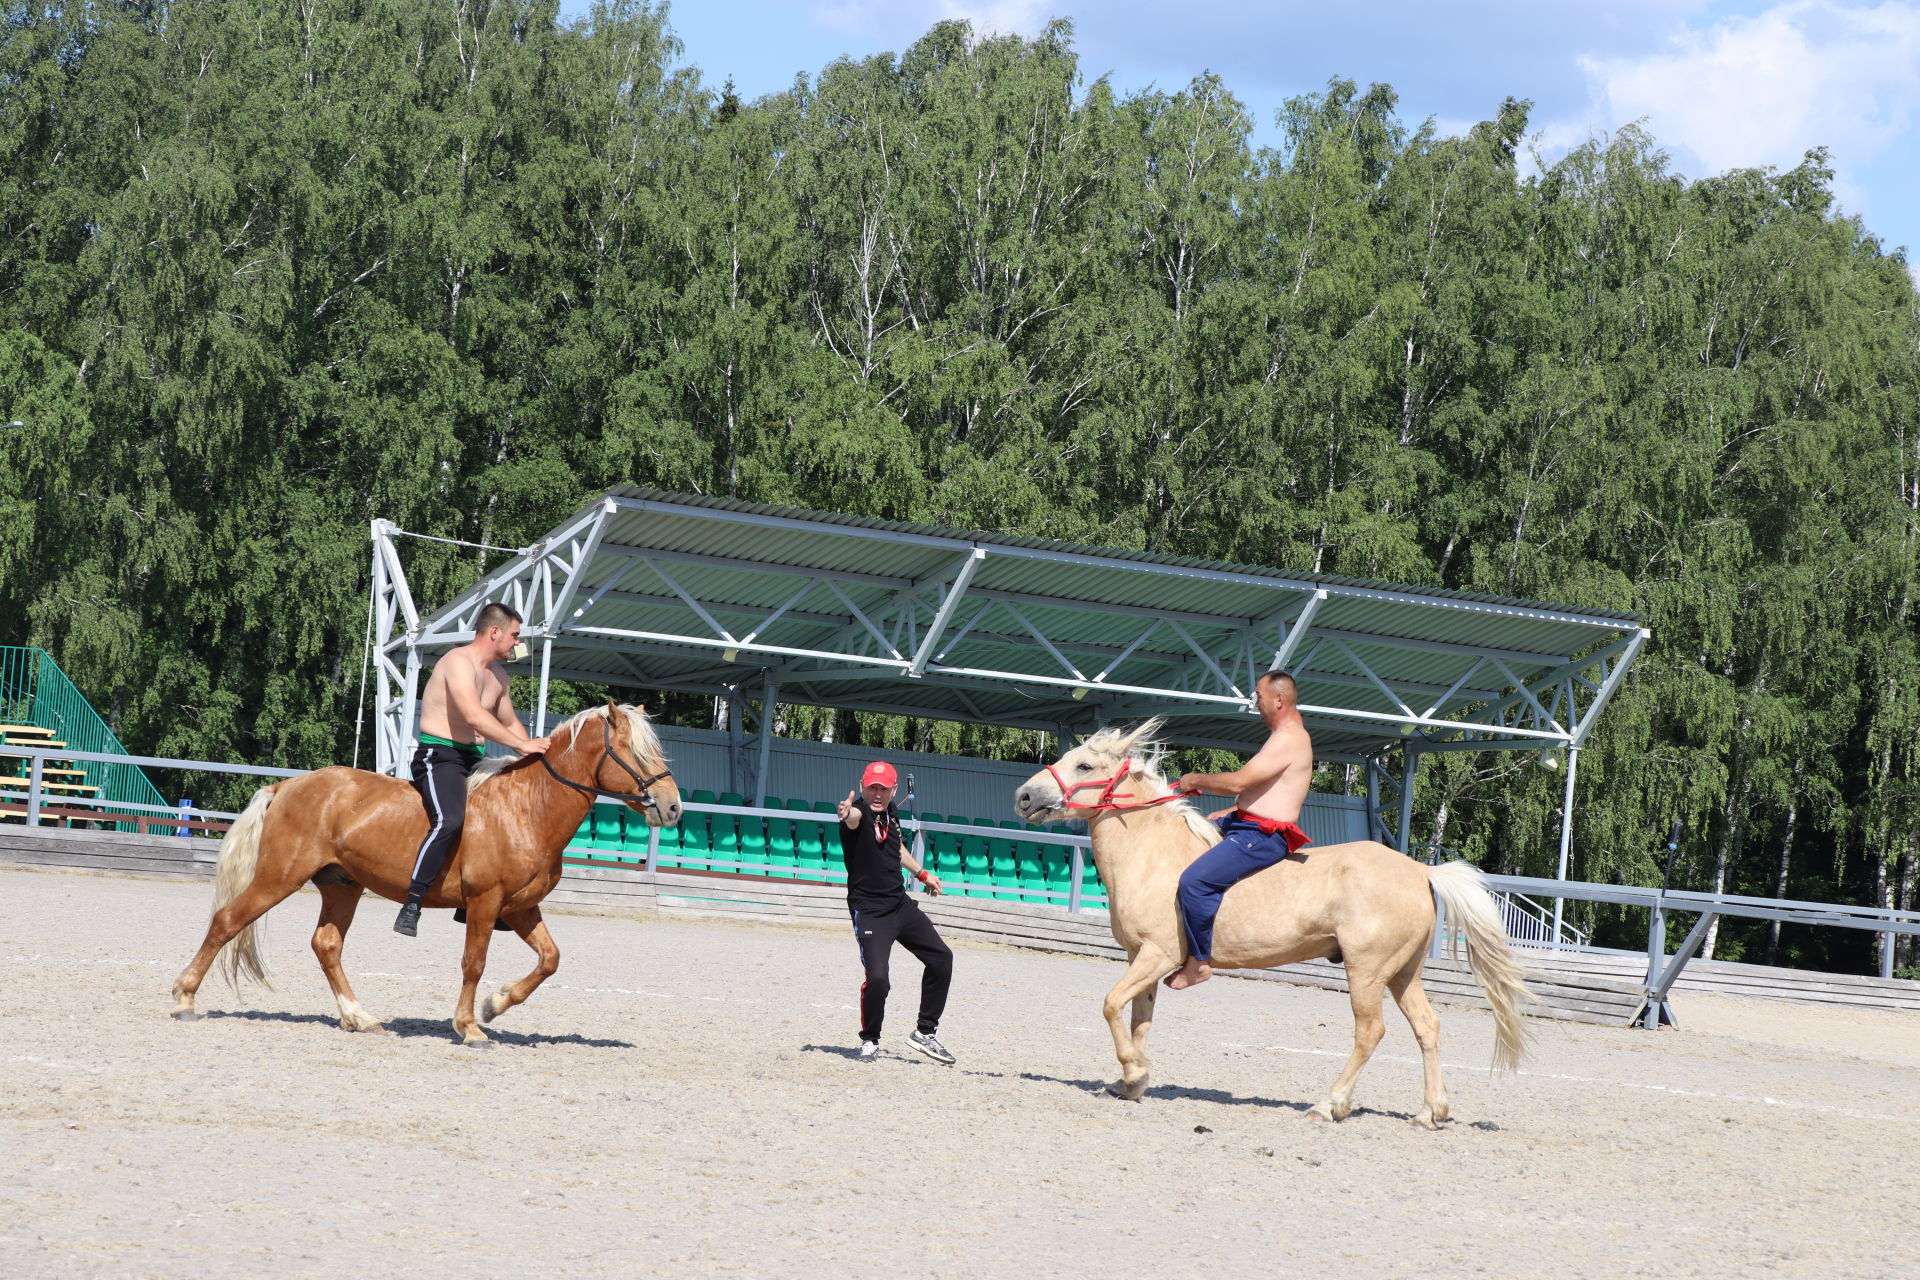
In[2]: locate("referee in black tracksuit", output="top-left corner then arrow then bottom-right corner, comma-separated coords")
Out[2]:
839,760 -> 956,1064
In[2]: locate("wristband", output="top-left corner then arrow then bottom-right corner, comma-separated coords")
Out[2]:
914,869 -> 931,883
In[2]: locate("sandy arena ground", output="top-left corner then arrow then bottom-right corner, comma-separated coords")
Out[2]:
2,866 -> 1916,1279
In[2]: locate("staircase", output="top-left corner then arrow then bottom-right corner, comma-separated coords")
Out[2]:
1409,841 -> 1589,949
0,647 -> 166,830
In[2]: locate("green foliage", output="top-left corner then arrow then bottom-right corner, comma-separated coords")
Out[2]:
3,4 -> 1918,966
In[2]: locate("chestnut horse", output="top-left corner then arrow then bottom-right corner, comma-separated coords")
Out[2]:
169,703 -> 680,1045
1014,720 -> 1531,1129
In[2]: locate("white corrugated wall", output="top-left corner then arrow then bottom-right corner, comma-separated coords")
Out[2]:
646,724 -> 1368,843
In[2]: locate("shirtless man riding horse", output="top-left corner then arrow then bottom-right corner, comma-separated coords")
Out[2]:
393,602 -> 551,936
1164,669 -> 1314,989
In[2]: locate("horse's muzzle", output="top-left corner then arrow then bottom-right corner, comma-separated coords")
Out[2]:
1014,786 -> 1055,823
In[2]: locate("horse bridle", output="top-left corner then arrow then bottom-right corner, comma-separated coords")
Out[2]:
540,709 -> 674,811
1042,759 -> 1195,815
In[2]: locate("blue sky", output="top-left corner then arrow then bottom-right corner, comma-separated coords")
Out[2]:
561,0 -> 1920,262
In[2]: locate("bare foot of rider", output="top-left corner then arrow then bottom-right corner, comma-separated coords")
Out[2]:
1165,956 -> 1212,989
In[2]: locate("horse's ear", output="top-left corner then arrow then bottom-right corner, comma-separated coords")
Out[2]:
605,696 -> 619,718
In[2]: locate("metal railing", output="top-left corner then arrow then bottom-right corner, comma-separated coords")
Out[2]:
10,742 -> 1915,1006
1409,841 -> 1588,949
1497,887 -> 1591,949
0,743 -> 1107,911
620,803 -> 1103,912
1470,872 -> 1920,1027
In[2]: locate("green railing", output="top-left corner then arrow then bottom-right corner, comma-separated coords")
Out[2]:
0,646 -> 168,830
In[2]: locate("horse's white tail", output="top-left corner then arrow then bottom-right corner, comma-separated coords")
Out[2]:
213,785 -> 277,992
1428,860 -> 1532,1072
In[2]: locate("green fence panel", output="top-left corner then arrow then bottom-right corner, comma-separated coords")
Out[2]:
0,647 -> 167,832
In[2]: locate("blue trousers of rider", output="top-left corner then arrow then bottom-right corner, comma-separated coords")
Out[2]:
1176,813 -> 1313,964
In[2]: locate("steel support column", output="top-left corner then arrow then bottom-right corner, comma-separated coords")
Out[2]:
1551,746 -> 1580,948
726,687 -> 747,796
1395,745 -> 1420,853
534,636 -> 555,736
399,647 -> 422,778
753,679 -> 780,807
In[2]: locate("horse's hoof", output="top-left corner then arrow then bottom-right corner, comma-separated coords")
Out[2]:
1408,1114 -> 1440,1131
169,1008 -> 201,1022
341,1020 -> 388,1035
461,1035 -> 495,1050
1104,1080 -> 1146,1101
1304,1107 -> 1334,1124
479,994 -> 501,1024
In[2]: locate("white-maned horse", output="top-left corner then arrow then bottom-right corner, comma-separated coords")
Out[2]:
1015,720 -> 1531,1129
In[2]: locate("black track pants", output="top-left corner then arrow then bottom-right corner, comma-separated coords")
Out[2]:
406,744 -> 479,904
850,899 -> 953,1042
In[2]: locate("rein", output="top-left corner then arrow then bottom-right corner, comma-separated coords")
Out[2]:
1044,760 -> 1195,814
539,711 -> 674,811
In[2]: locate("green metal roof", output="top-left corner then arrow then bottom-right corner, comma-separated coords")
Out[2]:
392,488 -> 1648,762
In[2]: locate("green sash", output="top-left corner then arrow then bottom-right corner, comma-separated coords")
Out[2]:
419,732 -> 486,758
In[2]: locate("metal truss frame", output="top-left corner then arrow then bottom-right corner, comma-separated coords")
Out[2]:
370,497 -> 1648,797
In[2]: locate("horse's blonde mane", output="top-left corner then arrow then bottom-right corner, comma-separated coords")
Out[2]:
466,754 -> 513,792
1077,718 -> 1221,845
464,703 -> 666,794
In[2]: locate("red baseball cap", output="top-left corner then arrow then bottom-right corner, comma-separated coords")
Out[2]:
860,761 -> 898,789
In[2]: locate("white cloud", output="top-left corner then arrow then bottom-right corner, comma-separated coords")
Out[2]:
809,0 -> 1049,42
935,0 -> 1051,36
1577,0 -> 1920,206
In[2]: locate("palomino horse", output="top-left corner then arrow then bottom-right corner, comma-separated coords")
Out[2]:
169,703 -> 680,1045
1014,720 -> 1530,1129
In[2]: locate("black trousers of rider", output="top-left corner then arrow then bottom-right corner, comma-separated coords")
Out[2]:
850,898 -> 953,1042
406,744 -> 479,905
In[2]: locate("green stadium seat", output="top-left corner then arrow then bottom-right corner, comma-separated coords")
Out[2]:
675,789 -> 718,869
589,806 -> 622,859
737,802 -> 769,873
960,832 -> 990,900
655,801 -> 683,857
941,823 -> 973,891
1083,855 -> 1108,908
1006,821 -> 1047,903
812,800 -> 841,879
980,819 -> 1019,900
571,804 -> 610,853
916,814 -> 953,888
1044,847 -> 1072,905
615,808 -> 652,864
792,799 -> 826,874
594,804 -> 625,851
766,800 -> 797,879
714,792 -> 746,869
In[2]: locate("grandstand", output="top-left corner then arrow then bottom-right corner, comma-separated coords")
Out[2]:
369,489 -> 1647,913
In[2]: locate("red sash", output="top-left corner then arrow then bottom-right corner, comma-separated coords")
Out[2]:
1236,811 -> 1313,854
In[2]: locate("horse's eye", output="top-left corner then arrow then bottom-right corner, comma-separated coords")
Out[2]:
1077,762 -> 1092,772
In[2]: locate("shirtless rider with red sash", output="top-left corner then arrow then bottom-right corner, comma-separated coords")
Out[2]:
1165,670 -> 1314,990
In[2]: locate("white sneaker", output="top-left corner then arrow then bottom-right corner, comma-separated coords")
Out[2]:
907,1029 -> 955,1064
857,1040 -> 880,1062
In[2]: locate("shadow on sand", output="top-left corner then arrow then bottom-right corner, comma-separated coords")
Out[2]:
199,1008 -> 632,1049
798,1046 -> 1330,1114
1014,1071 -> 1317,1112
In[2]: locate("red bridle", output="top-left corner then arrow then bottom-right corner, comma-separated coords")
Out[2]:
1043,759 -> 1196,814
